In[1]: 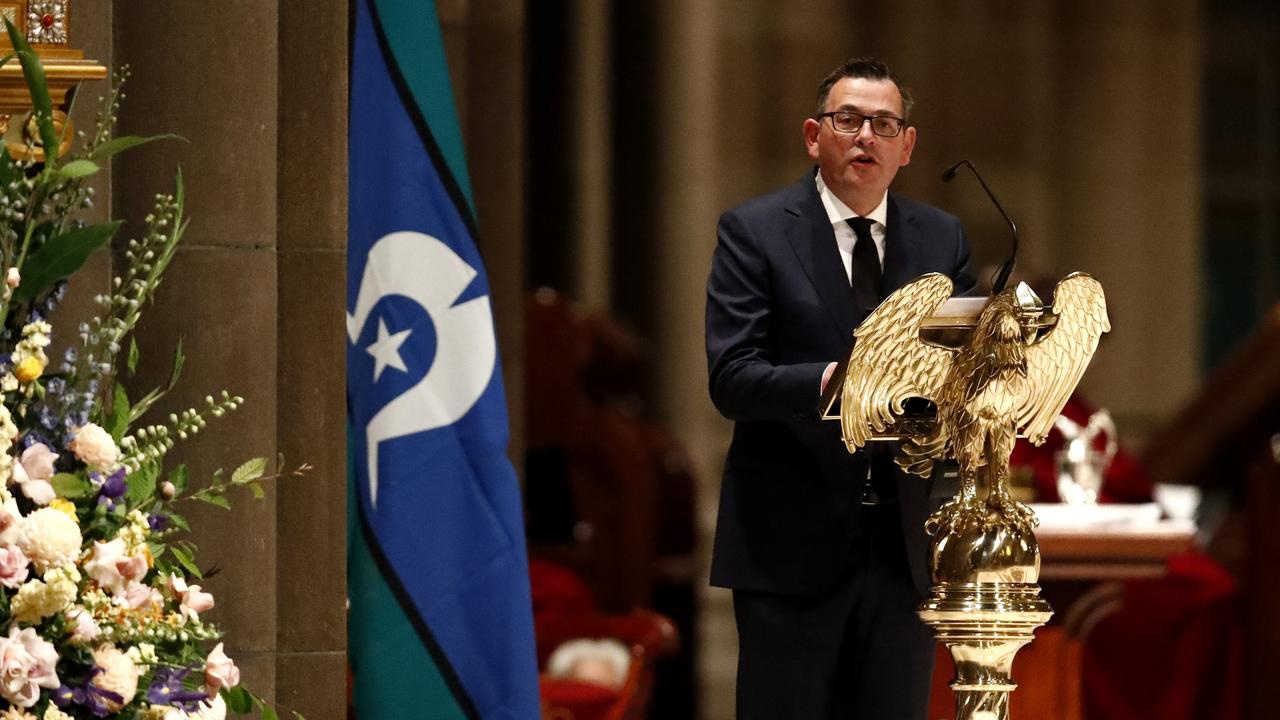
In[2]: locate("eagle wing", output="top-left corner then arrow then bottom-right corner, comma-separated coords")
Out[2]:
1016,273 -> 1111,445
840,273 -> 956,451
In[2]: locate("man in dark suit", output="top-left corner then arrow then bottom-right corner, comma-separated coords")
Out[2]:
705,57 -> 976,719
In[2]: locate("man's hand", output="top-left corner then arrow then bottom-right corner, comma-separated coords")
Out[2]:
820,361 -> 837,395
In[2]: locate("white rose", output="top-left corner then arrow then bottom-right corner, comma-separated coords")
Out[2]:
69,424 -> 119,471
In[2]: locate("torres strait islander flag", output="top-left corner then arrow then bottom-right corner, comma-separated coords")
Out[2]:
346,0 -> 538,718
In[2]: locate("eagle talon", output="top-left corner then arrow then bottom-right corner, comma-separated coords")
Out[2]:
987,491 -> 1038,532
927,494 -> 987,534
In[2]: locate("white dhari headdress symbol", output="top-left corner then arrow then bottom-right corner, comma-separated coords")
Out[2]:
346,231 -> 496,507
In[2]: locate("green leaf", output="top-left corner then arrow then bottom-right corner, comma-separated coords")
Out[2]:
50,472 -> 91,499
89,133 -> 183,162
170,543 -> 201,578
55,159 -> 99,179
197,492 -> 231,510
13,221 -> 122,301
147,541 -> 166,561
167,338 -> 185,391
231,457 -> 267,485
261,706 -> 279,720
222,686 -> 254,714
169,464 -> 190,494
106,383 -> 130,441
127,337 -> 139,375
126,388 -> 158,424
124,462 -> 158,507
165,511 -> 189,531
0,76 -> 16,185
3,20 -> 57,163
249,482 -> 265,500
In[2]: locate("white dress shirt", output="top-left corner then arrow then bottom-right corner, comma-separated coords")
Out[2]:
815,173 -> 887,284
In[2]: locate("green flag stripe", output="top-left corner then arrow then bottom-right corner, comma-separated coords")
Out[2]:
370,0 -> 476,220
347,432 -> 479,720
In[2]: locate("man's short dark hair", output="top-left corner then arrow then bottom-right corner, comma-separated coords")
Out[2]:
815,57 -> 914,122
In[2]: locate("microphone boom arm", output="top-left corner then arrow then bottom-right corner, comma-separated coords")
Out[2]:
942,159 -> 1019,294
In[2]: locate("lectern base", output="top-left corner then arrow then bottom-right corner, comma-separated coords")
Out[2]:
919,586 -> 1053,720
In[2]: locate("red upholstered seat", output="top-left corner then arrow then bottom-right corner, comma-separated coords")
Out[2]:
532,559 -> 678,720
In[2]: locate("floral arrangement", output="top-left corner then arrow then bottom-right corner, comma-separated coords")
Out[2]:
0,22 -> 304,720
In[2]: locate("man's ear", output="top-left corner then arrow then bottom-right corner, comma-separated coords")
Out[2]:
803,117 -> 821,160
899,125 -> 917,166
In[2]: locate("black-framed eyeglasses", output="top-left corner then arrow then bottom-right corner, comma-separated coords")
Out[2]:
817,111 -> 905,137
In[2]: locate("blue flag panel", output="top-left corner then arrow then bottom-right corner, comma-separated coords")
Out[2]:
346,0 -> 538,717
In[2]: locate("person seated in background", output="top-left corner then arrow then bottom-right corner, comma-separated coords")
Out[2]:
545,638 -> 632,691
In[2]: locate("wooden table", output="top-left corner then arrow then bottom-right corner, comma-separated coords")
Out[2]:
1035,518 -> 1197,580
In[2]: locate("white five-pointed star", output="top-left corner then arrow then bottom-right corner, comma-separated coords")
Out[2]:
366,317 -> 412,382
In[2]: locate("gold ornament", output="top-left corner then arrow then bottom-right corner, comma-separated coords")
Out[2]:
837,272 -> 1110,720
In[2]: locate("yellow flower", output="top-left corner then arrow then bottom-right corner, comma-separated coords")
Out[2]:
49,498 -> 77,520
13,356 -> 42,384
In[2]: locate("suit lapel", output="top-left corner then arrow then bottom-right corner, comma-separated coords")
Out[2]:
784,174 -> 861,341
882,193 -> 921,296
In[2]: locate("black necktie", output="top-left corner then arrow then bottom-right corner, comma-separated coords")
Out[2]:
847,217 -> 883,310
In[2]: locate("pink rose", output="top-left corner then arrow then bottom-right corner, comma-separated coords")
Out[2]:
116,553 -> 148,583
0,545 -> 29,588
66,607 -> 100,644
0,625 -> 59,707
85,539 -> 128,595
204,643 -> 240,694
123,582 -> 162,610
18,480 -> 54,505
16,444 -> 57,482
10,444 -> 58,506
0,500 -> 22,546
169,575 -> 215,621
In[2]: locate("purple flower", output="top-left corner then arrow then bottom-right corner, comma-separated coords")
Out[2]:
84,685 -> 121,717
21,431 -> 51,449
100,468 -> 127,500
51,671 -> 123,718
148,514 -> 170,532
51,684 -> 77,707
146,666 -> 209,710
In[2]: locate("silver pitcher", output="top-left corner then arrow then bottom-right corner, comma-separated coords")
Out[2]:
1053,409 -> 1117,505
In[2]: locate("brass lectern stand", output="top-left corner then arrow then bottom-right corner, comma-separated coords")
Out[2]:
823,273 -> 1109,720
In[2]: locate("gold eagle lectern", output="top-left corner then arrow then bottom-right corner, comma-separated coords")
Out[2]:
832,272 -> 1109,720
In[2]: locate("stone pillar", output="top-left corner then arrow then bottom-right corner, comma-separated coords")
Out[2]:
650,0 -> 722,506
275,1 -> 349,717
112,3 -> 348,718
566,0 -> 613,312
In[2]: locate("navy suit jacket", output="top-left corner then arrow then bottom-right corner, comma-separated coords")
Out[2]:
706,171 -> 976,596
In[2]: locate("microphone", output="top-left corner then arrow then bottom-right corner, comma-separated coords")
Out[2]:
941,160 -> 1018,294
